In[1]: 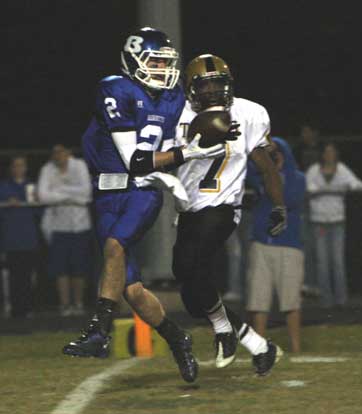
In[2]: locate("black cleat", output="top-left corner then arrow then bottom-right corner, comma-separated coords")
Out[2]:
63,321 -> 111,358
252,339 -> 283,376
215,330 -> 238,368
169,332 -> 198,383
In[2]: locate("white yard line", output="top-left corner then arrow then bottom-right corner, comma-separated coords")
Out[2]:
51,358 -> 140,414
51,355 -> 350,413
290,356 -> 349,363
280,380 -> 306,388
198,355 -> 350,367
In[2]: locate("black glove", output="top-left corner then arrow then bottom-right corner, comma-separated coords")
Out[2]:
268,206 -> 287,236
224,121 -> 241,142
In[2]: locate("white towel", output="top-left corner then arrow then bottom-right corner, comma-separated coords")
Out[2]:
134,172 -> 189,210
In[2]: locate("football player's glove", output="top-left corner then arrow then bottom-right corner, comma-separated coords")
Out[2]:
182,133 -> 225,161
224,121 -> 240,142
268,206 -> 287,236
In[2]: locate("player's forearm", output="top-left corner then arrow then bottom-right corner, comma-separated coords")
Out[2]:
261,169 -> 284,206
37,188 -> 69,204
154,148 -> 184,169
250,147 -> 284,206
112,131 -> 184,175
154,151 -> 177,167
59,183 -> 91,199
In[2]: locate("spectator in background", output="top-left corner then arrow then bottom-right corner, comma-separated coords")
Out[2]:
0,155 -> 39,318
223,230 -> 243,303
293,123 -> 321,298
246,137 -> 305,353
37,144 -> 92,317
306,142 -> 362,308
294,123 -> 321,172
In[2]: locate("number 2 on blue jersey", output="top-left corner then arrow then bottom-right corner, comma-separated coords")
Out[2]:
140,124 -> 163,150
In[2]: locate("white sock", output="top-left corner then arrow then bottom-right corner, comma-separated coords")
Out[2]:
238,323 -> 268,355
206,300 -> 233,334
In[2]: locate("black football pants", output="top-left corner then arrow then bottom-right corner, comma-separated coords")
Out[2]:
172,204 -> 236,318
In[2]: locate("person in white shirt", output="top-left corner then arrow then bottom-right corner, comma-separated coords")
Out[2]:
37,144 -> 92,316
306,142 -> 362,308
173,54 -> 286,375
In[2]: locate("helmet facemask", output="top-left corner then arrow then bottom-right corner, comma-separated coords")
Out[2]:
189,75 -> 233,112
122,47 -> 180,90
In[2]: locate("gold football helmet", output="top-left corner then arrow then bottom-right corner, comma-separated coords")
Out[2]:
185,54 -> 234,112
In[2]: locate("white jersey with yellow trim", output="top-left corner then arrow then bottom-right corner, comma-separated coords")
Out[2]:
175,97 -> 270,223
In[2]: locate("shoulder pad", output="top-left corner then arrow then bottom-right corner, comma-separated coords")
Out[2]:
163,84 -> 184,101
179,100 -> 196,123
98,75 -> 136,97
99,75 -> 127,86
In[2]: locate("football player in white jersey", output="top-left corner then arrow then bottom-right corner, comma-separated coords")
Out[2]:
172,54 -> 287,375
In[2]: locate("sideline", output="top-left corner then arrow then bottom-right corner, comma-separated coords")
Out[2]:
51,358 -> 140,414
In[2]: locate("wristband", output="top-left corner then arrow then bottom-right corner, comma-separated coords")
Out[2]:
173,147 -> 185,166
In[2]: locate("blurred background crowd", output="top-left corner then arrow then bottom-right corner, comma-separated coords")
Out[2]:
1,122 -> 362,330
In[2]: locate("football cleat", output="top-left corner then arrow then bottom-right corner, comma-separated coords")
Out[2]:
62,322 -> 111,358
215,330 -> 238,368
252,339 -> 283,376
169,332 -> 198,383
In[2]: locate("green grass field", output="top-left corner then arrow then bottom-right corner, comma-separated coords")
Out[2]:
1,325 -> 362,414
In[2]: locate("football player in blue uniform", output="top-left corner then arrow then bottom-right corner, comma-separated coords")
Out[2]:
62,27 -> 224,383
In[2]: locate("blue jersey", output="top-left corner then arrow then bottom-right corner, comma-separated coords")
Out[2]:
82,75 -> 185,176
246,137 -> 306,249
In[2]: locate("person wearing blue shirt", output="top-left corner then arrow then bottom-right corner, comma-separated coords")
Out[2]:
63,27 -> 224,383
246,137 -> 306,353
0,155 -> 39,318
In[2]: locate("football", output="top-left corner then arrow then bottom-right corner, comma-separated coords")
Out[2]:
187,109 -> 232,148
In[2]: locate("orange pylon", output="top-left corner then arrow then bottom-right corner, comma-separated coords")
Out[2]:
133,312 -> 153,357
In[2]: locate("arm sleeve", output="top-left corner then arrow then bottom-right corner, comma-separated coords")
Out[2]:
37,165 -> 70,204
340,164 -> 362,190
305,164 -> 323,192
95,79 -> 136,132
161,138 -> 176,152
112,131 -> 138,170
245,106 -> 271,154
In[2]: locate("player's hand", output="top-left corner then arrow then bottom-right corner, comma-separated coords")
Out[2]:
268,205 -> 287,236
182,133 -> 225,161
224,122 -> 241,142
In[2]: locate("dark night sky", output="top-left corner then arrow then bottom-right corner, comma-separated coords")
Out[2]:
2,1 -> 362,150
182,2 -> 362,137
